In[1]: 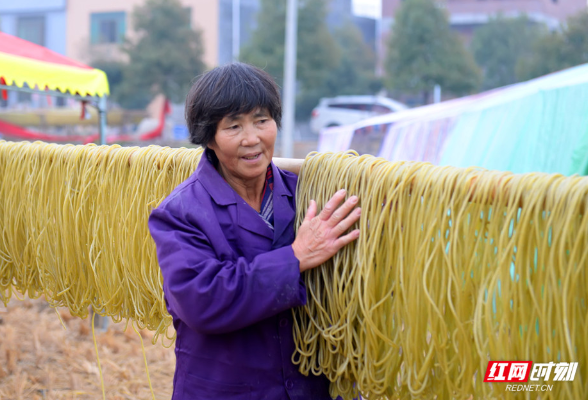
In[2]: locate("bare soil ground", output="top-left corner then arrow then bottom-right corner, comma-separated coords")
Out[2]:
0,296 -> 175,400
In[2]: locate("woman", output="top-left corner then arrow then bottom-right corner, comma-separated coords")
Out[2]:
148,63 -> 361,399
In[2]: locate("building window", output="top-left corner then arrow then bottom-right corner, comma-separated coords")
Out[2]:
17,16 -> 46,46
90,12 -> 126,44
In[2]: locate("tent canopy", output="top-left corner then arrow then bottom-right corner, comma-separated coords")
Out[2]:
0,32 -> 109,97
319,63 -> 588,176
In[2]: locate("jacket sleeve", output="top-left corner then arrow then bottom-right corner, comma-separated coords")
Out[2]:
148,205 -> 307,335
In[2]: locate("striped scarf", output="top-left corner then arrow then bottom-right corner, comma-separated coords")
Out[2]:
259,165 -> 274,230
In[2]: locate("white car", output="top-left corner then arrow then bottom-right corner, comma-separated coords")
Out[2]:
310,95 -> 407,134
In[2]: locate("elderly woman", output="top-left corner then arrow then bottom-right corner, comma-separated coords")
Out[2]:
148,63 -> 361,399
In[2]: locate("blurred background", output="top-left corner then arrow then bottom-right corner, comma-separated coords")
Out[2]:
1,1 -> 588,397
0,0 -> 587,158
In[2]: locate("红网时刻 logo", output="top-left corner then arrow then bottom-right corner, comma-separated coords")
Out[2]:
484,361 -> 533,382
483,361 -> 578,392
484,361 -> 578,382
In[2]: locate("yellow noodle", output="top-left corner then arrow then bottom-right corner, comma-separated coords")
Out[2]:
133,321 -> 157,400
293,151 -> 588,400
0,142 -> 586,399
0,140 -> 203,345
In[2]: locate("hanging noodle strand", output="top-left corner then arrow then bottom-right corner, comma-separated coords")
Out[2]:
0,140 -> 202,345
293,151 -> 587,400
0,142 -> 586,399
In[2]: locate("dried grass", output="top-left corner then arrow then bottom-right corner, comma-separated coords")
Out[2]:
0,296 -> 175,400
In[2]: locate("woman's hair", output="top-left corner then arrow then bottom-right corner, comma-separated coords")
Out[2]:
185,62 -> 282,147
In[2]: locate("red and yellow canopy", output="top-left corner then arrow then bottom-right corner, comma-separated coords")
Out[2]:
0,32 -> 109,97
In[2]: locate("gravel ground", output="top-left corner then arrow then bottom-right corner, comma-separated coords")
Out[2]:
0,296 -> 176,400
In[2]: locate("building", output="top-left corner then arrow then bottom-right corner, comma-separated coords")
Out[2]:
0,0 -> 68,107
2,0 -> 379,70
0,0 -> 67,54
382,0 -> 587,34
378,0 -> 587,72
218,0 -> 260,65
327,0 -> 377,51
327,0 -> 354,28
218,0 -> 378,65
66,0 -> 219,68
0,0 -> 250,68
353,15 -> 377,52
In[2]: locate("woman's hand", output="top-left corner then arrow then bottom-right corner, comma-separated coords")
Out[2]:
292,189 -> 361,272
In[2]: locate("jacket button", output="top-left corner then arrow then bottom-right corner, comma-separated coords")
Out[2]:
285,379 -> 294,389
279,318 -> 288,327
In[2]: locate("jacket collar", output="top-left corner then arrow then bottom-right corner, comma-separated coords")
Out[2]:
270,161 -> 295,246
196,148 -> 238,206
196,148 -> 295,243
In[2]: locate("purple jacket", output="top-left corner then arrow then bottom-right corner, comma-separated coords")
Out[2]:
148,150 -> 332,399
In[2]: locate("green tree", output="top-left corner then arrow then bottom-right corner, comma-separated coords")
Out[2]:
384,0 -> 481,104
90,60 -> 125,99
471,16 -> 545,90
241,0 -> 338,119
564,11 -> 588,64
239,0 -> 286,84
115,0 -> 206,109
515,32 -> 567,81
517,11 -> 588,81
321,21 -> 381,97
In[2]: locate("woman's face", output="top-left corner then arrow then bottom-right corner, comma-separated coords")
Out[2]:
208,108 -> 277,184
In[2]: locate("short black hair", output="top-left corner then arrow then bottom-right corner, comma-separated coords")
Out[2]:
185,63 -> 282,147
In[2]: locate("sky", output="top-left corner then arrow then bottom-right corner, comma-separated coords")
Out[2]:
352,0 -> 381,19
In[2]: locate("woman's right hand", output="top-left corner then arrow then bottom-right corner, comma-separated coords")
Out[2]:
292,189 -> 361,272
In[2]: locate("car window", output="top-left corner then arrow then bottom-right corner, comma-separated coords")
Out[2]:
328,103 -> 355,110
372,104 -> 392,114
328,103 -> 371,111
